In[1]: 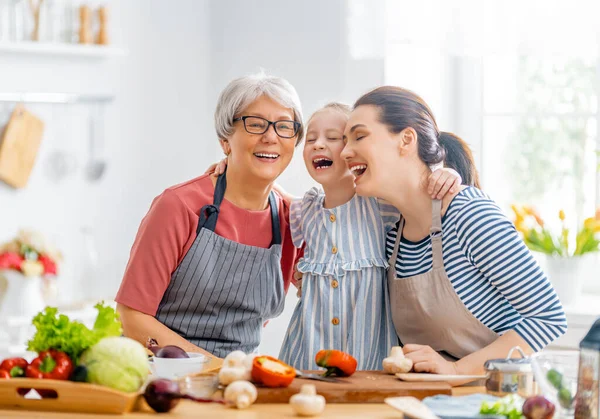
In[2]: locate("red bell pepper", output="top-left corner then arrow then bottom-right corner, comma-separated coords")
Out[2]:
25,350 -> 73,380
251,356 -> 296,388
0,370 -> 9,379
315,349 -> 357,377
0,357 -> 28,377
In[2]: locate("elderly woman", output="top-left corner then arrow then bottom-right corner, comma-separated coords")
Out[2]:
115,73 -> 303,361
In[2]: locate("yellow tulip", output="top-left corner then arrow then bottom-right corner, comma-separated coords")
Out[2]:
559,209 -> 566,221
584,217 -> 600,233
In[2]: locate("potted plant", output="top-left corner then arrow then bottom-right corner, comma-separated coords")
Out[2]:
0,229 -> 62,318
511,205 -> 600,305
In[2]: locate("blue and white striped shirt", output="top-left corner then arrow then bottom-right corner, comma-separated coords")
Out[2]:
385,187 -> 567,351
279,188 -> 398,370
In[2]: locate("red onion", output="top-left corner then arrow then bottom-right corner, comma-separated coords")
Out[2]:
144,379 -> 225,413
146,338 -> 189,359
523,395 -> 555,419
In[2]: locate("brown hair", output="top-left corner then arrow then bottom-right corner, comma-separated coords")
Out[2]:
353,86 -> 480,188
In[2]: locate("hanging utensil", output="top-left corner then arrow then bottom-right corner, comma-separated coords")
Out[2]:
85,103 -> 106,182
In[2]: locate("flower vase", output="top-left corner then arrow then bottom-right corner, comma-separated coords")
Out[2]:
545,255 -> 586,306
0,270 -> 46,319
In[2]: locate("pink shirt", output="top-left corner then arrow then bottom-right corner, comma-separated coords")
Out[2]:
115,174 -> 299,316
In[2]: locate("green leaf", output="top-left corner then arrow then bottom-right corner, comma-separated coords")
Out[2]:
27,303 -> 122,363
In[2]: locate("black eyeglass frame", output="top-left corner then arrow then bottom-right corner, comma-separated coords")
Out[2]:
233,115 -> 301,139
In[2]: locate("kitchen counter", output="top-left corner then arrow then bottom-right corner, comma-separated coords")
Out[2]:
0,386 -> 484,418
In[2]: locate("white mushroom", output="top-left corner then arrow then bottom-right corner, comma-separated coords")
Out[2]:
223,380 -> 257,409
289,384 -> 326,417
223,350 -> 247,367
382,346 -> 413,374
219,350 -> 252,385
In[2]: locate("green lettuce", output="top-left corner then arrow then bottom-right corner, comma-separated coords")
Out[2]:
27,302 -> 122,362
480,394 -> 525,419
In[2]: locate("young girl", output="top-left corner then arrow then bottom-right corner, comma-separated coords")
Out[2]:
277,103 -> 460,370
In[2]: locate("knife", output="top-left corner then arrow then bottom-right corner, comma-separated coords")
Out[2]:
295,369 -> 344,383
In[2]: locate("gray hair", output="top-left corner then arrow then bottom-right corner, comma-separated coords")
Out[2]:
214,72 -> 304,144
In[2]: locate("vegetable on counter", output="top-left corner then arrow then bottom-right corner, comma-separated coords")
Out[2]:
480,394 -> 525,419
0,357 -> 28,377
522,395 -> 555,419
315,350 -> 357,377
289,384 -> 326,417
25,350 -> 73,380
27,302 -> 122,363
546,368 -> 573,409
69,365 -> 88,383
382,347 -> 413,374
79,336 -> 149,393
146,337 -> 189,359
144,378 -> 225,413
251,355 -> 296,388
219,350 -> 252,386
223,380 -> 257,409
0,370 -> 10,379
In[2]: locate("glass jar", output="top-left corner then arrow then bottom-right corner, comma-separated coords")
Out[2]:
484,346 -> 538,398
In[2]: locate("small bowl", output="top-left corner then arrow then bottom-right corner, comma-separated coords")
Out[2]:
151,353 -> 210,379
178,374 -> 221,399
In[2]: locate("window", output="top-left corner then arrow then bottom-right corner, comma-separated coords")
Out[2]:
385,0 -> 600,224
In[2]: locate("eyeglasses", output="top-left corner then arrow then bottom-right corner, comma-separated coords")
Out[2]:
233,116 -> 301,139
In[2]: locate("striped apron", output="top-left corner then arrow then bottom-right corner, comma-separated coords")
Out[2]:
155,172 -> 286,358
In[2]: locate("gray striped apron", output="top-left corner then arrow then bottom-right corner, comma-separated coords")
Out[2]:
155,172 -> 286,358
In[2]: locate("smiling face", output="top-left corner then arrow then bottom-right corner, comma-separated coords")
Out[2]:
221,95 -> 298,183
302,108 -> 352,187
342,104 -> 415,198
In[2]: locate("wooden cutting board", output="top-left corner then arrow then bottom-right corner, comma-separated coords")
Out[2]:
0,104 -> 45,188
256,371 -> 452,404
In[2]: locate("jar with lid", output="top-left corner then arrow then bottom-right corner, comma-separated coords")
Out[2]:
484,346 -> 538,398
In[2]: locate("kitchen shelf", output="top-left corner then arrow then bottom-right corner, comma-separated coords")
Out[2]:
0,41 -> 126,59
0,92 -> 114,104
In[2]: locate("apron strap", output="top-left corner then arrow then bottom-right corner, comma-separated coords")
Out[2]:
197,169 -> 282,247
268,192 -> 282,246
388,217 -> 404,268
197,171 -> 228,234
430,199 -> 443,269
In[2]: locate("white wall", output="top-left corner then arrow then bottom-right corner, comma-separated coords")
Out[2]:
0,0 -> 213,303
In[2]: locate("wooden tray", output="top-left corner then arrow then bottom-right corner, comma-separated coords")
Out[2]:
0,378 -> 141,414
256,371 -> 452,404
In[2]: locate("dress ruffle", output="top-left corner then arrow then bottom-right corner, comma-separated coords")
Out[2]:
297,257 -> 389,278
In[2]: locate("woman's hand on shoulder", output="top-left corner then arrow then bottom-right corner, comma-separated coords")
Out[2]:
428,168 -> 461,199
204,157 -> 228,176
272,183 -> 297,206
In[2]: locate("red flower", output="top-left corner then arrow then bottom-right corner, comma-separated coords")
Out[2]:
0,252 -> 25,270
38,255 -> 57,276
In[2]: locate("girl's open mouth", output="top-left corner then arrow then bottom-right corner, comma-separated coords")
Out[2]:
313,157 -> 333,170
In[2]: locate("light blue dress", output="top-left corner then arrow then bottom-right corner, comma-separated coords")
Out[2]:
279,188 -> 399,370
